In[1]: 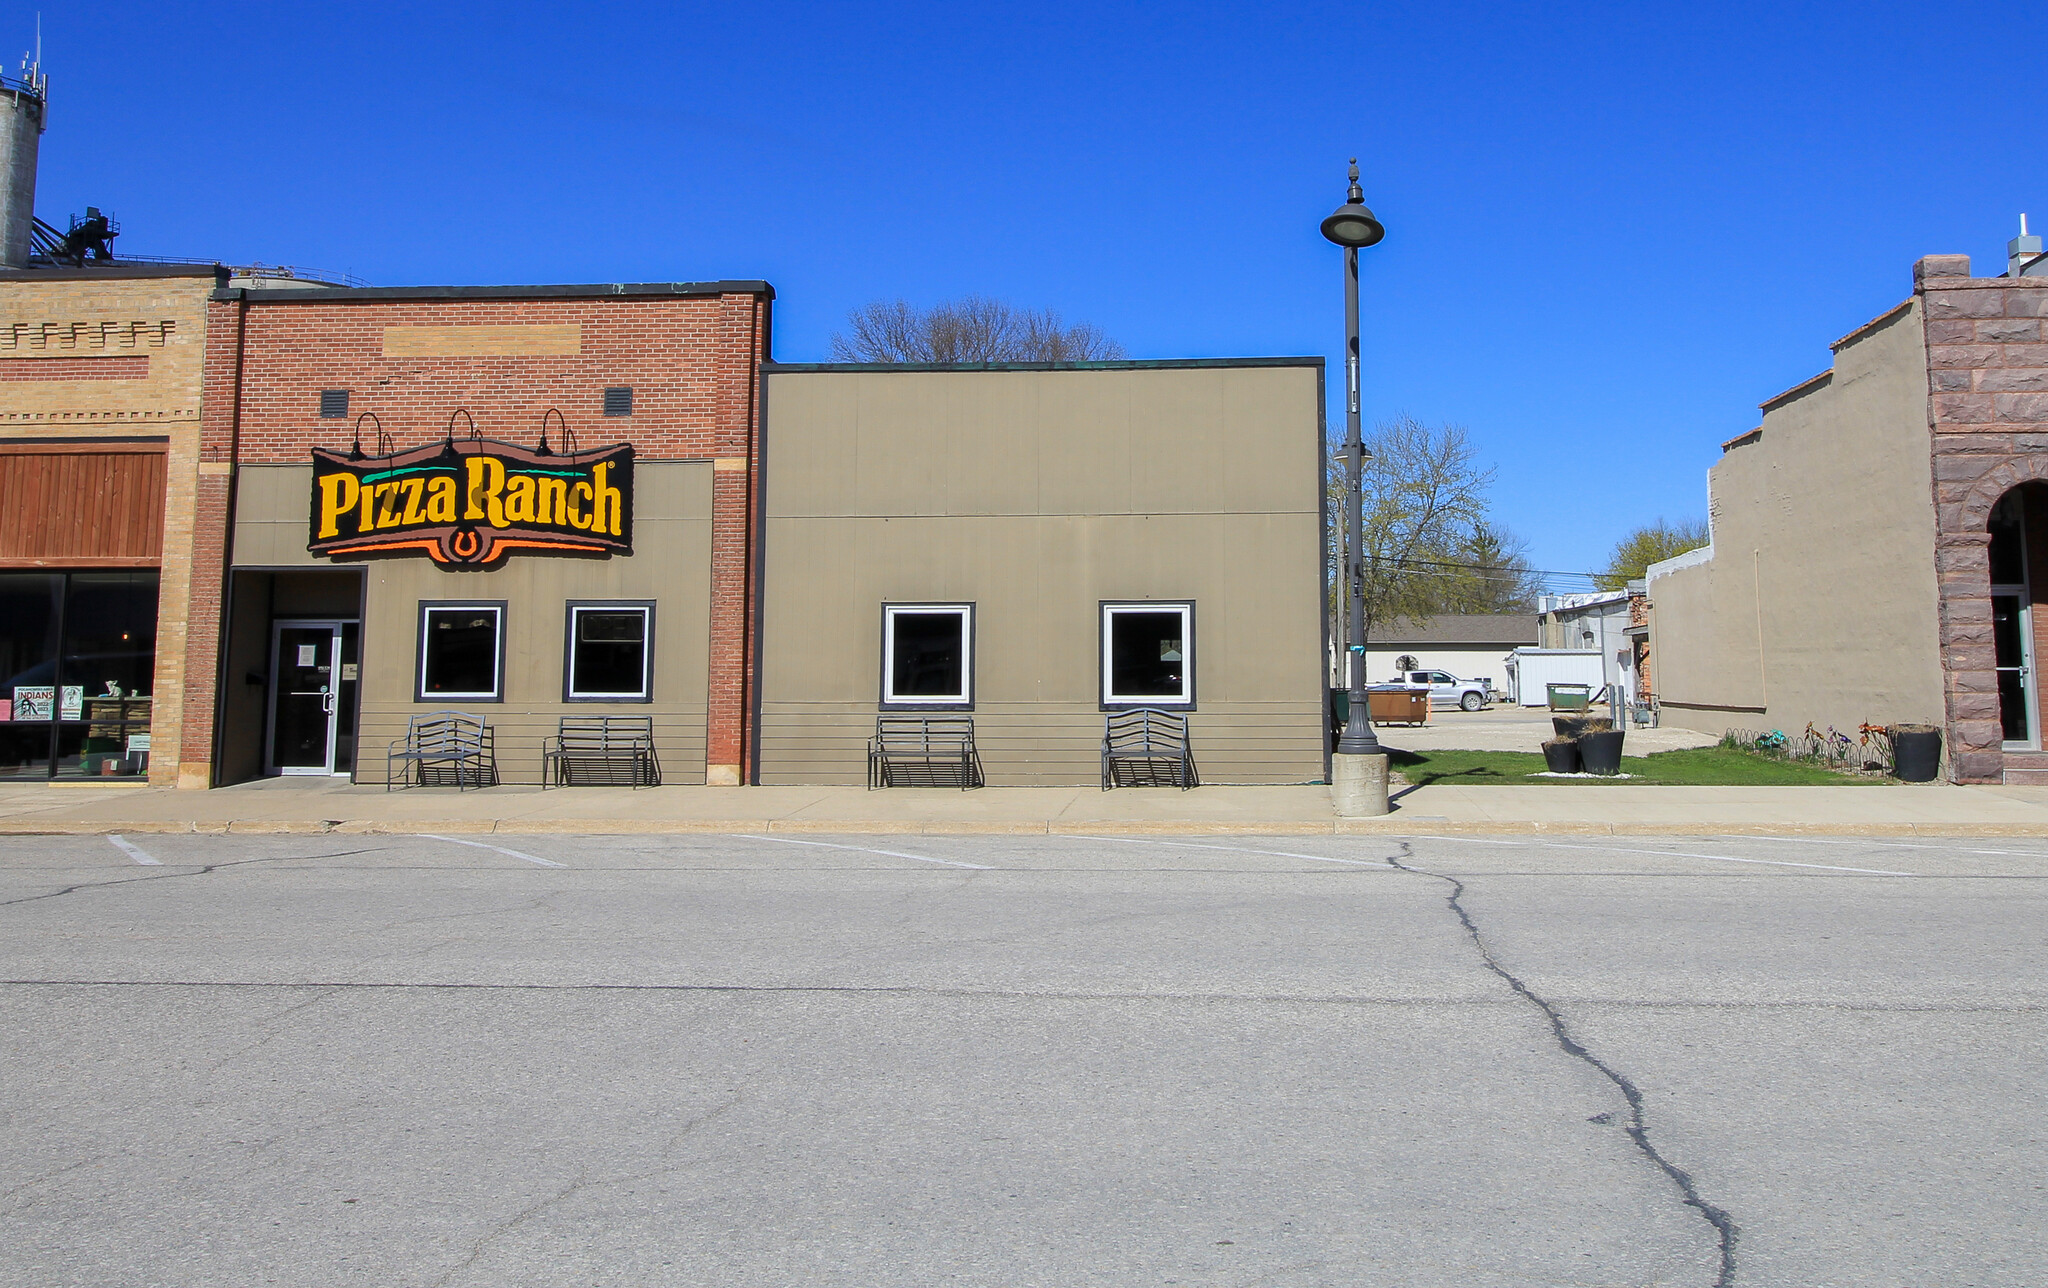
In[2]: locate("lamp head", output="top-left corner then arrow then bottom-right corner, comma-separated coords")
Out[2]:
1321,158 -> 1385,249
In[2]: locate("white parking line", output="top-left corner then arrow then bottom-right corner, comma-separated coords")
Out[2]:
734,835 -> 993,870
1445,835 -> 1914,876
1073,836 -> 1389,866
107,835 -> 161,866
1741,835 -> 2048,859
420,834 -> 568,868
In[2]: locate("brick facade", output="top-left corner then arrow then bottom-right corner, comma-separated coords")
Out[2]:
1918,255 -> 2048,782
0,266 -> 217,786
183,281 -> 772,787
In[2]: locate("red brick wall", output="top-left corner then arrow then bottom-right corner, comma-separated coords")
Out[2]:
180,287 -> 770,785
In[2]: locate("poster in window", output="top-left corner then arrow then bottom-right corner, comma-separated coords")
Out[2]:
13,686 -> 52,720
59,686 -> 82,720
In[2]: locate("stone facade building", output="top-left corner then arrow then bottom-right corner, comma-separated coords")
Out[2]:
1647,250 -> 2048,782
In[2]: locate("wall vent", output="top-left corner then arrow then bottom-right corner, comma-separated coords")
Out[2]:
603,386 -> 633,417
318,389 -> 349,418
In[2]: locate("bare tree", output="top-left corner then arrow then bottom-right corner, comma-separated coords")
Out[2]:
1327,417 -> 1498,677
830,295 -> 1126,363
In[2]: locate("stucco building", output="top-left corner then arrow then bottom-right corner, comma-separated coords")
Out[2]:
755,360 -> 1328,785
1648,248 -> 2048,782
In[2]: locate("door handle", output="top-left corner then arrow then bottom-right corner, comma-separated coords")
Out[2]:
321,691 -> 337,715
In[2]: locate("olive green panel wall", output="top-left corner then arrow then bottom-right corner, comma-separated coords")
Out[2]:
760,365 -> 1325,785
232,462 -> 714,784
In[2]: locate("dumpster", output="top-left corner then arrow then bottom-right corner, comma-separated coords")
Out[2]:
1546,683 -> 1592,712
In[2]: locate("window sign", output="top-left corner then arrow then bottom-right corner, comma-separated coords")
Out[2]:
565,603 -> 654,701
13,685 -> 52,721
417,603 -> 506,702
1102,602 -> 1195,708
881,605 -> 973,708
310,439 -> 633,567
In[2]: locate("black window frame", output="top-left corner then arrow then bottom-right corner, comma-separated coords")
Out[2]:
562,600 -> 656,703
878,602 -> 975,711
603,386 -> 633,417
415,601 -> 508,703
318,389 -> 350,419
1099,600 -> 1196,710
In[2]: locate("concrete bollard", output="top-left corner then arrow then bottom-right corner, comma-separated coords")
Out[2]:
1331,751 -> 1391,817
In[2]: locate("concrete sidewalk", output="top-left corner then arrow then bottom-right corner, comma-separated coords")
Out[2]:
0,776 -> 2043,836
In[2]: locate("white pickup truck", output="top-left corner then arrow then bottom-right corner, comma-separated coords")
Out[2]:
1393,669 -> 1492,711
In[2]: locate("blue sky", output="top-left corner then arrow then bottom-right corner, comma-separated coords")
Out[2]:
16,1 -> 2036,580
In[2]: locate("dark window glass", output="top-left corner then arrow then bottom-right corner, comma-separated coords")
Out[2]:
319,389 -> 350,418
889,612 -> 965,700
0,572 -> 61,702
0,575 -> 59,777
1108,610 -> 1187,701
603,386 -> 633,416
571,608 -> 648,697
421,607 -> 501,697
1989,493 -> 2027,585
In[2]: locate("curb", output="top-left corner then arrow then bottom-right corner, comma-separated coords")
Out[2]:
3,818 -> 2048,839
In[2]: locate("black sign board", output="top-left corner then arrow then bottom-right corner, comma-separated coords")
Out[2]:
308,439 -> 634,567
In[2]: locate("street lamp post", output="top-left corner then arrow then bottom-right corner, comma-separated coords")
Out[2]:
1321,159 -> 1388,811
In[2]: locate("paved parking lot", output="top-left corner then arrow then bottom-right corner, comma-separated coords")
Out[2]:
3,831 -> 2042,1287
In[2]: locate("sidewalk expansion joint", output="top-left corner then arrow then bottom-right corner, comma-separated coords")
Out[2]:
1383,840 -> 1740,1288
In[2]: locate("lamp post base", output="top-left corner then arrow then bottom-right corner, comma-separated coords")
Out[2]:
1331,750 -> 1390,817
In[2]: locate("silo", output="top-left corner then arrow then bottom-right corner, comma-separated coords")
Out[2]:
0,61 -> 45,268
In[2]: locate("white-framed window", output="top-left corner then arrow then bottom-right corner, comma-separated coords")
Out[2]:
565,602 -> 654,702
1101,601 -> 1194,708
417,602 -> 505,702
881,603 -> 973,708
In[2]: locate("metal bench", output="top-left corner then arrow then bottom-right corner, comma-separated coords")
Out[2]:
542,715 -> 661,788
1101,708 -> 1197,790
868,714 -> 984,789
386,711 -> 497,790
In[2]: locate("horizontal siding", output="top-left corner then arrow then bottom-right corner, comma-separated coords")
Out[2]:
361,703 -> 707,786
759,702 -> 1322,786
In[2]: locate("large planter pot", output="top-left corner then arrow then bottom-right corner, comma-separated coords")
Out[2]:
1577,729 -> 1626,775
1889,724 -> 1942,783
1541,739 -> 1581,773
1552,715 -> 1614,740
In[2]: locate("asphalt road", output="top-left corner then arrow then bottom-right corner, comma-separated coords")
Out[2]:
2,831 -> 2041,1288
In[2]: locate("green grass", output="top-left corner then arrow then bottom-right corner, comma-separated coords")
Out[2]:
1389,745 -> 1883,787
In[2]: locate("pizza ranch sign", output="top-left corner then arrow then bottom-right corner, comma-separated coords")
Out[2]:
308,439 -> 634,566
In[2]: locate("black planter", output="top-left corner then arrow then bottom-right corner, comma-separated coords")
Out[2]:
1552,715 -> 1614,740
1541,739 -> 1581,773
1889,724 -> 1942,782
1577,729 -> 1626,775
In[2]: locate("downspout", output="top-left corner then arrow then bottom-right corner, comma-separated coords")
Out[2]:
205,288 -> 249,786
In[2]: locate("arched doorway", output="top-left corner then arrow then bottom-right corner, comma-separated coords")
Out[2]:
1988,483 -> 2048,751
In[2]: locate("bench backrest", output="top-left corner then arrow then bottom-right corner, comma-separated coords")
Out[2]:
1104,708 -> 1188,754
874,714 -> 977,752
406,711 -> 488,752
555,715 -> 654,753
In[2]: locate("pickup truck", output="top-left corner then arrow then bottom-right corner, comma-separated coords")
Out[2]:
1392,669 -> 1492,711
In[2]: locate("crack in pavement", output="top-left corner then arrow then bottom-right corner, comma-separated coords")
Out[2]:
426,1094 -> 744,1288
1381,841 -> 1740,1288
0,848 -> 391,909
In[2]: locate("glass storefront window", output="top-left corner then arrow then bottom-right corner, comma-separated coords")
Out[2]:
417,603 -> 505,701
0,571 -> 158,779
1102,602 -> 1194,708
566,603 -> 653,701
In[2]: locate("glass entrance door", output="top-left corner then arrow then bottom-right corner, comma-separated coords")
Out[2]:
267,620 -> 358,775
